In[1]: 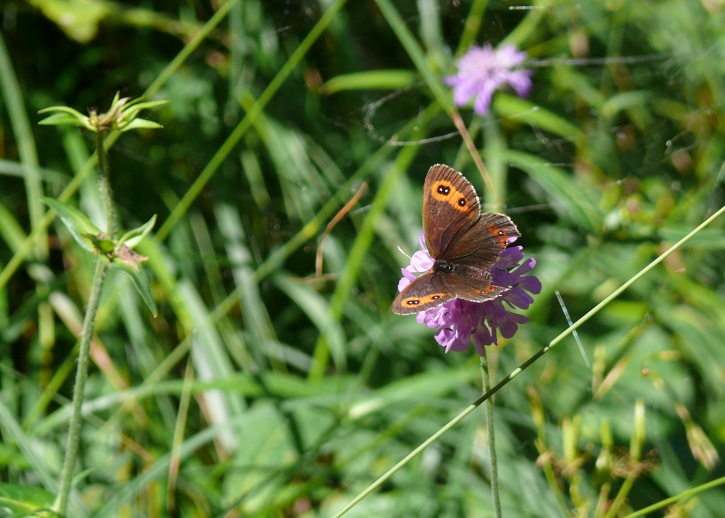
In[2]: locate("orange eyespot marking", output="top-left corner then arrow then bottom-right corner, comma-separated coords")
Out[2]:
483,285 -> 498,293
431,181 -> 469,212
487,224 -> 510,247
403,293 -> 445,307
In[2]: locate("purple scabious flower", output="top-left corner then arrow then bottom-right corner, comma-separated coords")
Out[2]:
445,43 -> 533,115
398,232 -> 541,355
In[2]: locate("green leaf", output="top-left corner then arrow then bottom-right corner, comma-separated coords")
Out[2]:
118,99 -> 169,131
37,105 -> 92,130
600,90 -> 652,120
494,150 -> 603,232
124,99 -> 170,112
37,105 -> 87,117
41,197 -> 101,252
117,214 -> 157,249
120,119 -> 164,132
0,482 -> 56,515
27,0 -> 111,43
494,93 -> 584,143
319,70 -> 419,95
37,112 -> 90,129
111,259 -> 157,316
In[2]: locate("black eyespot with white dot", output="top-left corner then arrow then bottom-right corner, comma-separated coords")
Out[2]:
458,197 -> 466,207
438,185 -> 450,195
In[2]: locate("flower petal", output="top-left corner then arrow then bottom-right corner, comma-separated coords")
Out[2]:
447,43 -> 532,116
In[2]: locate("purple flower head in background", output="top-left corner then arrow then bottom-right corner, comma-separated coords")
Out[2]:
398,231 -> 541,356
445,43 -> 533,115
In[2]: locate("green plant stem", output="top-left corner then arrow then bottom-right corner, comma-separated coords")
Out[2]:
605,476 -> 636,518
623,475 -> 725,518
0,31 -> 45,259
480,349 -> 501,517
53,256 -> 109,515
333,204 -> 725,517
458,0 -> 489,53
96,130 -> 115,234
451,109 -> 492,191
54,129 -> 114,515
605,400 -> 645,518
482,113 -> 505,210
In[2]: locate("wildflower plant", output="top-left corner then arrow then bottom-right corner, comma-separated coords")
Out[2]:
38,93 -> 163,314
38,93 -> 164,515
39,92 -> 166,133
398,232 -> 541,354
445,43 -> 533,115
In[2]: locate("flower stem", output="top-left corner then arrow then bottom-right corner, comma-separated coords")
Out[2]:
96,130 -> 115,234
480,348 -> 501,517
54,129 -> 113,515
450,109 -> 492,191
53,256 -> 109,514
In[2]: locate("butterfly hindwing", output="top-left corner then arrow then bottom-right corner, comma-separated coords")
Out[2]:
441,270 -> 509,303
391,272 -> 456,315
446,212 -> 520,267
391,269 -> 507,315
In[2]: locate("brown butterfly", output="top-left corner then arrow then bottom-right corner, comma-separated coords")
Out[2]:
391,164 -> 520,315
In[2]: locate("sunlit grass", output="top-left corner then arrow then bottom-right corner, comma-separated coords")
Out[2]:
0,0 -> 723,516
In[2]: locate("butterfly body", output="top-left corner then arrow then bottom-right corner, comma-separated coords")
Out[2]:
392,164 -> 520,315
431,259 -> 487,279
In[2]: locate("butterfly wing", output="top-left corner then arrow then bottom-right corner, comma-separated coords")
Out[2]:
445,212 -> 520,267
391,271 -> 456,315
441,270 -> 509,302
391,269 -> 508,315
422,164 -> 520,266
422,164 -> 481,259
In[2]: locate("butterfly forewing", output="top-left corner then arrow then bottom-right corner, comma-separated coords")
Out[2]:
422,164 -> 481,259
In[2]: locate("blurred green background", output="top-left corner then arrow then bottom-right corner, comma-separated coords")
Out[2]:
1,0 -> 724,516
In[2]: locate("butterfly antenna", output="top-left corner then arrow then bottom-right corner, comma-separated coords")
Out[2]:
397,246 -> 413,260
